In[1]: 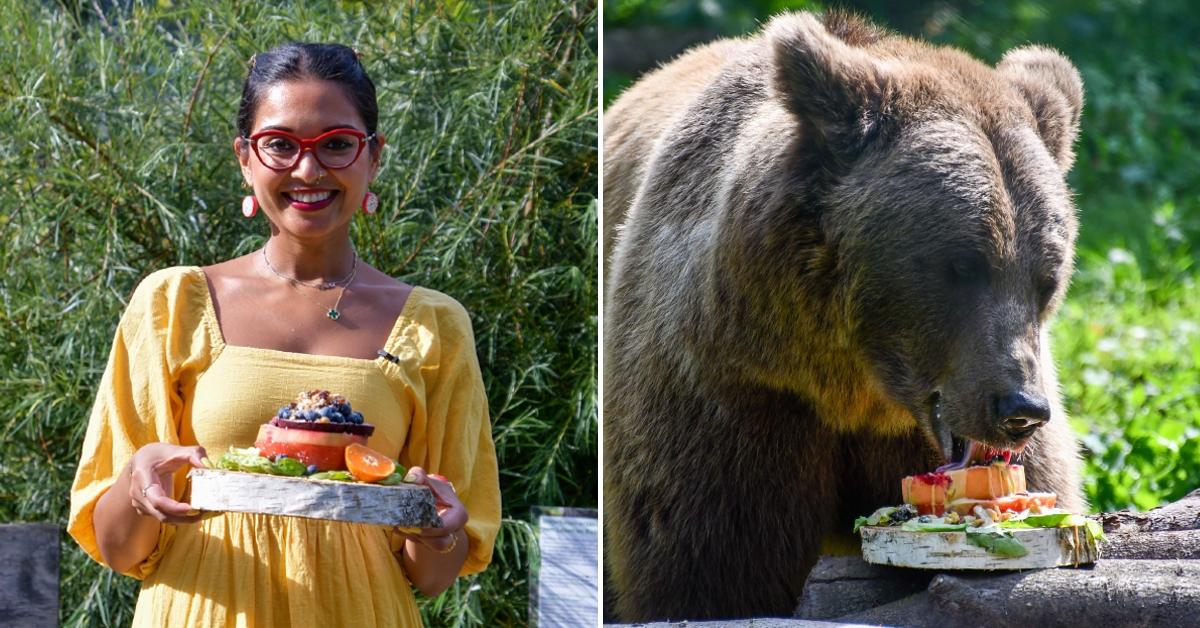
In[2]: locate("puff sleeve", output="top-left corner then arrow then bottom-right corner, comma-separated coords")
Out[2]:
68,268 -> 214,578
395,294 -> 501,576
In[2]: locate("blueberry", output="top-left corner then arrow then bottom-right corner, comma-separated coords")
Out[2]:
303,410 -> 318,421
306,464 -> 318,475
277,454 -> 288,459
330,412 -> 344,423
318,406 -> 334,417
350,412 -> 363,424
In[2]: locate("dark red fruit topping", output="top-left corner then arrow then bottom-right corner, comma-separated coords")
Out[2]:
914,471 -> 952,486
268,417 -> 375,437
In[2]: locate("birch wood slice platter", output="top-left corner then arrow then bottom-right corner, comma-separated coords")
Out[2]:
860,525 -> 1098,570
188,468 -> 443,528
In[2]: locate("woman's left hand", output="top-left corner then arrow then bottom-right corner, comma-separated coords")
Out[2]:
395,466 -> 469,554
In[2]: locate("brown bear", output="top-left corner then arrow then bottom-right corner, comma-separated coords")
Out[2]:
603,10 -> 1086,621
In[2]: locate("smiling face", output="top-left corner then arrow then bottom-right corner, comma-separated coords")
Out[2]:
235,79 -> 382,240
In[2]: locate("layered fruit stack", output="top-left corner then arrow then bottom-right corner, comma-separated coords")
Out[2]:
902,458 -> 1056,516
254,390 -> 374,471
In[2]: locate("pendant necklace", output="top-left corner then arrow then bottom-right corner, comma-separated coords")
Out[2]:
262,245 -> 358,320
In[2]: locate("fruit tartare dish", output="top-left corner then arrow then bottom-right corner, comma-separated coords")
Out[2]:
214,389 -> 403,484
855,445 -> 1103,557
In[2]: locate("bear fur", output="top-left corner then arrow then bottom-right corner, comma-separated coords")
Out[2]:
604,11 -> 1086,621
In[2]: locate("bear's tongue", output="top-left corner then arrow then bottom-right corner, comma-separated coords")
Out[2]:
936,438 -> 975,472
929,393 -> 1020,470
936,440 -> 1020,472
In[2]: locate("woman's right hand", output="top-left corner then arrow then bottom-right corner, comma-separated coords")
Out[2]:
128,442 -> 208,524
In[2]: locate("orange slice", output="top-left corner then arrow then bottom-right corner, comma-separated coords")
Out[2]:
902,472 -> 951,515
902,464 -> 1031,516
947,492 -> 1057,516
945,463 -> 1026,501
345,443 -> 396,483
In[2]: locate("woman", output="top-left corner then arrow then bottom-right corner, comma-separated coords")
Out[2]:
68,43 -> 500,626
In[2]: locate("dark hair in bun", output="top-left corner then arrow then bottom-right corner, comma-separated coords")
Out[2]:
237,43 -> 378,143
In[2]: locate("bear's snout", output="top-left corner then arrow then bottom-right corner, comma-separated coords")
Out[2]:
992,390 -> 1051,441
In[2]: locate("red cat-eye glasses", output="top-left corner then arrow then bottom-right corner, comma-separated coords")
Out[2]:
244,128 -> 375,171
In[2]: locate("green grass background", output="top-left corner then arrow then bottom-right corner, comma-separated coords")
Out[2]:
605,0 -> 1200,514
0,1 -> 596,625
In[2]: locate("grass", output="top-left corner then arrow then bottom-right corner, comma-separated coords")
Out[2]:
0,1 -> 596,626
1054,202 -> 1200,512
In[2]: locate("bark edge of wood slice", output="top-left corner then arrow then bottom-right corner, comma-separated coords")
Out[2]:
860,525 -> 1097,570
188,468 -> 443,528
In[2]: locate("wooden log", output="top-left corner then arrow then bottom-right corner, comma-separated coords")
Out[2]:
188,468 -> 442,528
797,529 -> 1200,621
945,559 -> 1190,624
837,559 -> 1200,627
1100,530 -> 1200,559
925,560 -> 1200,623
794,556 -> 932,620
860,525 -> 1097,570
1096,488 -> 1200,533
612,621 -> 885,627
0,524 -> 59,628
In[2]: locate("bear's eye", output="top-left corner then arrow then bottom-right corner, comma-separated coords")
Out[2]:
946,257 -> 989,288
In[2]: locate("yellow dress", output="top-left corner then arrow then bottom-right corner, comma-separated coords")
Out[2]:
68,267 -> 501,627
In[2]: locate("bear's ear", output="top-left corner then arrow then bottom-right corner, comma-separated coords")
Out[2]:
997,46 -> 1084,172
767,12 -> 893,162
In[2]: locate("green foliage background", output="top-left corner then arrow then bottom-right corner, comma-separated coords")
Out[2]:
605,0 -> 1200,513
0,0 -> 596,625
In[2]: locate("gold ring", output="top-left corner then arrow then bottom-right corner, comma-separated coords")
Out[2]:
435,531 -> 459,555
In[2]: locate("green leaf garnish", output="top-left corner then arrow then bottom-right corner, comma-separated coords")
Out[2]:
308,470 -> 353,482
270,457 -> 307,477
216,447 -> 273,474
1021,513 -> 1088,528
900,519 -> 968,532
966,529 -> 1028,557
853,506 -> 896,532
377,470 -> 406,486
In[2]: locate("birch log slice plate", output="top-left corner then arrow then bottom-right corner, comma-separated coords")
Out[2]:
860,525 -> 1098,570
188,468 -> 443,528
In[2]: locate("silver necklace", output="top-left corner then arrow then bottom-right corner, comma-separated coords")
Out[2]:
262,246 -> 358,320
